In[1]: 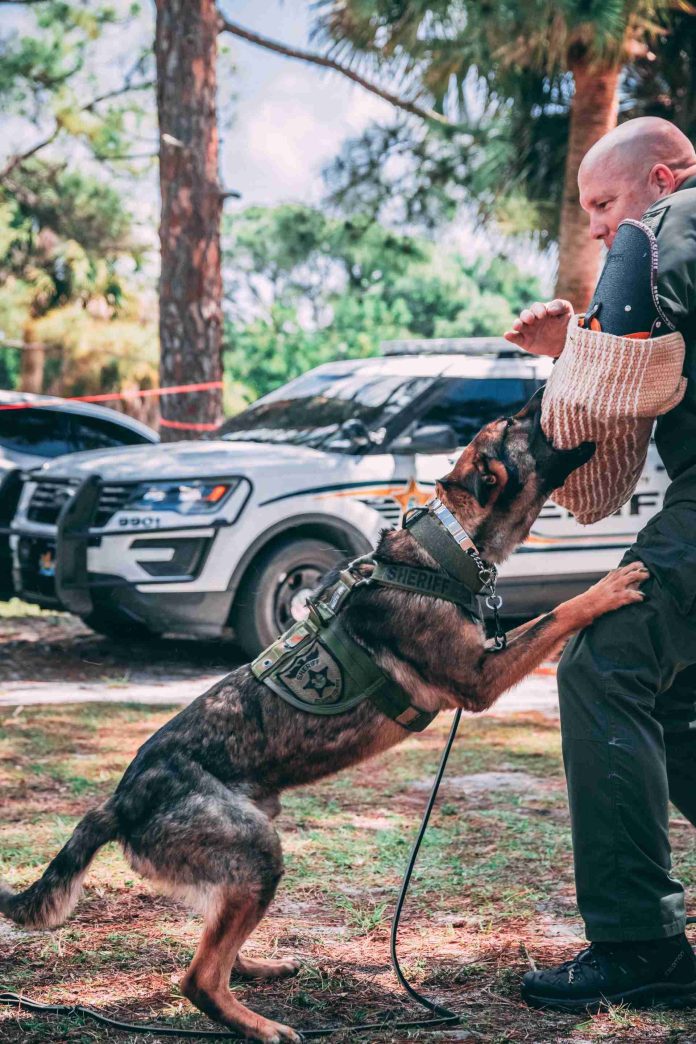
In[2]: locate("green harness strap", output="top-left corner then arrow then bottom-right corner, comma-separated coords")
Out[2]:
252,499 -> 490,733
370,560 -> 480,618
403,506 -> 488,593
322,616 -> 437,732
251,566 -> 436,732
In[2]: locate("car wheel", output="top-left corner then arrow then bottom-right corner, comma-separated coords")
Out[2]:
83,607 -> 156,641
233,538 -> 345,658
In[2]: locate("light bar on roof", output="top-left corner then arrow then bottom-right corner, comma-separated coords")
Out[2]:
380,337 -> 526,358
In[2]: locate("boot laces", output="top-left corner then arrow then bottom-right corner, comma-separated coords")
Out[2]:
556,945 -> 605,984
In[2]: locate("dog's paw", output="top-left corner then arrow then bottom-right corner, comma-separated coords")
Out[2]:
234,954 -> 302,980
256,1018 -> 302,1043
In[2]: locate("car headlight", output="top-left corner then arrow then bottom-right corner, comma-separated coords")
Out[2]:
126,479 -> 240,515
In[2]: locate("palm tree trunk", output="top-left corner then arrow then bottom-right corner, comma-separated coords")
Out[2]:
155,0 -> 223,441
554,60 -> 620,310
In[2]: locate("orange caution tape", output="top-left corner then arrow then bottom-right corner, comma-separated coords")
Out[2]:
0,380 -> 223,411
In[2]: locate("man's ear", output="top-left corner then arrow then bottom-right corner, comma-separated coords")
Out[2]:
649,162 -> 676,198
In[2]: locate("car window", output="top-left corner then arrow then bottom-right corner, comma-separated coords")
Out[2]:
0,407 -> 72,458
217,372 -> 434,449
68,414 -> 149,452
418,378 -> 537,446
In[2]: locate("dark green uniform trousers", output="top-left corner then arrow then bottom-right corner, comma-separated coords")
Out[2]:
558,463 -> 696,942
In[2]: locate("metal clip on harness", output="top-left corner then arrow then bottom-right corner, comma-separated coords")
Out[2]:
467,549 -> 507,652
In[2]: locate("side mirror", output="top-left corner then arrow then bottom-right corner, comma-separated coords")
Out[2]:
390,423 -> 459,455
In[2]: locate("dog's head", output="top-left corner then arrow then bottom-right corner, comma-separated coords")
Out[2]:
435,389 -> 595,563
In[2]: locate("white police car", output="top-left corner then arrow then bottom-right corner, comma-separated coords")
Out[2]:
0,392 -> 157,604
8,339 -> 669,655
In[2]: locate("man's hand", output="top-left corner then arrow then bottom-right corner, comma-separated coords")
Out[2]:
503,299 -> 574,358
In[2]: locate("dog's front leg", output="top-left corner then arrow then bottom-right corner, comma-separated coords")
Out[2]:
466,560 -> 649,711
496,613 -> 547,646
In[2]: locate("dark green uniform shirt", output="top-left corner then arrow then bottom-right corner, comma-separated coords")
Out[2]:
643,174 -> 696,480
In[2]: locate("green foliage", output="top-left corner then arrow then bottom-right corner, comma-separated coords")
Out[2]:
623,7 -> 696,141
0,0 -> 153,161
0,157 -> 156,399
223,203 -> 540,400
0,160 -> 133,315
316,0 -> 689,240
0,2 -> 155,396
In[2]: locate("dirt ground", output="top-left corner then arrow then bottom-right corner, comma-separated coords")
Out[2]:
1,606 -> 696,1043
0,599 -> 243,694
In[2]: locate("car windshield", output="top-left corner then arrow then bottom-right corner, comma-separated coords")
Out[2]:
216,370 -> 434,449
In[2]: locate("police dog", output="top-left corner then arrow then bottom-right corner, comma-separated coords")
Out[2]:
0,393 -> 649,1043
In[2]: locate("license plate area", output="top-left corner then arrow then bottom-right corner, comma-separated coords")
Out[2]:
17,537 -> 60,604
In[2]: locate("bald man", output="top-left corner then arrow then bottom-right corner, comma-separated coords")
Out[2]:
507,117 -> 696,1012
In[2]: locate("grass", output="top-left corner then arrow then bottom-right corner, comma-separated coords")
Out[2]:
0,598 -> 62,619
1,702 -> 696,1042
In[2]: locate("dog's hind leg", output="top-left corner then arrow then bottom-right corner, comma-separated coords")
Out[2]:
181,889 -> 301,1043
123,782 -> 300,1043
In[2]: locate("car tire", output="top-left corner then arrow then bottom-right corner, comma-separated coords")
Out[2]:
233,537 -> 345,658
83,607 -> 156,641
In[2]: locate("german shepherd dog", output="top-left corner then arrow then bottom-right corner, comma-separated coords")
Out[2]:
0,393 -> 649,1042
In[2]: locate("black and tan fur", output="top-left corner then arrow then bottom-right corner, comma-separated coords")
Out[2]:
0,393 -> 649,1043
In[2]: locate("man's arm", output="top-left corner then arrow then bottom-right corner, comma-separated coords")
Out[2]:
503,298 -> 574,357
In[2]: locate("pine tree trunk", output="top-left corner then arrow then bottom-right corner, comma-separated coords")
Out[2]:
19,321 -> 44,393
155,0 -> 223,441
554,60 -> 620,311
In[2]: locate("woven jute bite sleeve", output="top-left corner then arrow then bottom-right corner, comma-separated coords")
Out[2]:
540,316 -> 686,524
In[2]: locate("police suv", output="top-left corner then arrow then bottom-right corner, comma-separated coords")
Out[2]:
8,339 -> 668,656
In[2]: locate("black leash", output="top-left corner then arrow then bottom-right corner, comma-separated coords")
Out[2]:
0,713 -> 467,1040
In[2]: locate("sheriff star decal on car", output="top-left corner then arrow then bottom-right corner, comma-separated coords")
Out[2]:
320,478 -> 432,515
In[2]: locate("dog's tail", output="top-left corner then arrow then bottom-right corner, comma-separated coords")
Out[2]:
0,801 -> 117,929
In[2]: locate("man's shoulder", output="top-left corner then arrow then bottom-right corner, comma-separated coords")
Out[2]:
643,187 -> 696,330
643,187 -> 696,239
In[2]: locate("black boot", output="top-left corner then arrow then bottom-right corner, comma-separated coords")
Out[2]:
521,933 -> 696,1013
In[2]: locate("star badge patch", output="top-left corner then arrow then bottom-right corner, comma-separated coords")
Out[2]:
277,640 -> 343,706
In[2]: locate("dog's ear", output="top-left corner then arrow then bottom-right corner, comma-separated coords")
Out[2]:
442,455 -> 501,507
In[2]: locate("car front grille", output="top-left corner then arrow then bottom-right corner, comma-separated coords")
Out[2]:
26,480 -> 80,525
94,484 -> 133,527
26,479 -> 134,528
359,496 -> 403,529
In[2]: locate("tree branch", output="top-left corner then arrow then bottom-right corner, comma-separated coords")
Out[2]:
0,126 -> 60,183
217,14 -> 455,128
0,76 -> 154,184
104,151 -> 158,161
83,78 -> 154,113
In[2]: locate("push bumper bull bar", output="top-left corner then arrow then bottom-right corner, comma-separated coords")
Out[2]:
0,469 -> 23,600
54,473 -> 101,616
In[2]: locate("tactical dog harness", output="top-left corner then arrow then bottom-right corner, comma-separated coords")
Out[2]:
251,498 -> 498,732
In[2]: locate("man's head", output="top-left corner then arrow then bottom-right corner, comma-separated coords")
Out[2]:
578,117 -> 696,248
